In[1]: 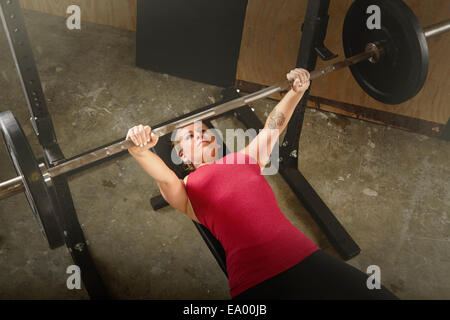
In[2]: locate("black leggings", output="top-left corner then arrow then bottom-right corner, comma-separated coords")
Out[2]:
233,250 -> 398,300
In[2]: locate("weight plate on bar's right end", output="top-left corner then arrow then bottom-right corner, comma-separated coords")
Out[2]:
0,111 -> 64,249
343,0 -> 429,105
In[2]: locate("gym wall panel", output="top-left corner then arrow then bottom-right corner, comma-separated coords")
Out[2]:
135,0 -> 248,87
236,0 -> 450,137
19,0 -> 137,31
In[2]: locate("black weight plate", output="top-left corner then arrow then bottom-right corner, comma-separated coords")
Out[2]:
343,0 -> 429,104
0,111 -> 64,248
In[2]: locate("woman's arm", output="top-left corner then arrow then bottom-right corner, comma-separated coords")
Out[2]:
127,125 -> 195,221
242,68 -> 310,168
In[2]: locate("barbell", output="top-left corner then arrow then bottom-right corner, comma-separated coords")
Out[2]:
0,0 -> 449,248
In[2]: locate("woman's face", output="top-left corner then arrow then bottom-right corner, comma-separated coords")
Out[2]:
177,122 -> 219,167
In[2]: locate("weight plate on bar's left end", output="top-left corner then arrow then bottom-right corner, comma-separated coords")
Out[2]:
0,111 -> 64,249
343,0 -> 429,105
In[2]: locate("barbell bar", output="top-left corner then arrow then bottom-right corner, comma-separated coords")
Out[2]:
0,46 -> 382,201
0,47 -> 385,191
424,19 -> 450,38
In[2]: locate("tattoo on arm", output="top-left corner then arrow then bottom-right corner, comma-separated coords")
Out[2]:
267,110 -> 286,129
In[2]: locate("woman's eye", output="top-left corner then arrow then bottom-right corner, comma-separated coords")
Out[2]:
185,134 -> 193,140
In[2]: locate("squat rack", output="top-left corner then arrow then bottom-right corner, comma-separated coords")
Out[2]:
0,0 -> 108,299
0,0 -> 359,299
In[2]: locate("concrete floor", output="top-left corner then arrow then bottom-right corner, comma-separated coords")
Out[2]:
0,10 -> 449,300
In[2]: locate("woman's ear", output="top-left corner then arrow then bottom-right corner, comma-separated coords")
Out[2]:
180,151 -> 187,163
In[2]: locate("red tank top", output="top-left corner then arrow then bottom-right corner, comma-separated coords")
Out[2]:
185,152 -> 318,298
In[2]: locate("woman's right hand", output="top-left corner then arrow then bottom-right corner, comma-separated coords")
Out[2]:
126,125 -> 159,154
287,68 -> 310,94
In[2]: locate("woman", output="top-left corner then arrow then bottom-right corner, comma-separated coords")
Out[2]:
126,69 -> 398,300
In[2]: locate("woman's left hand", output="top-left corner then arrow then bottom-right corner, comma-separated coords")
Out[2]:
287,68 -> 310,94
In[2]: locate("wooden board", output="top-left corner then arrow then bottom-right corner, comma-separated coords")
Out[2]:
236,0 -> 450,136
19,0 -> 137,31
